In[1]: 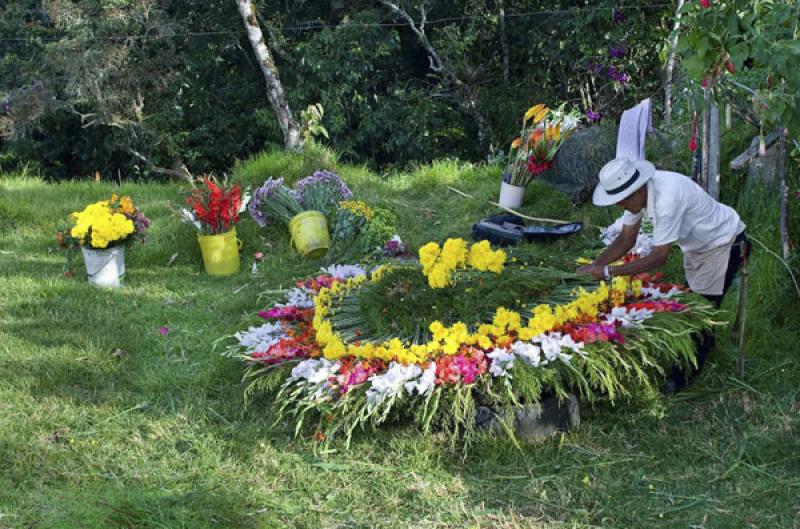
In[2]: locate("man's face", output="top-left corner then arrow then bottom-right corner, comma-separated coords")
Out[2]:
616,186 -> 647,213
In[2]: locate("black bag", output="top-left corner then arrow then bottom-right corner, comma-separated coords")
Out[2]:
472,213 -> 582,246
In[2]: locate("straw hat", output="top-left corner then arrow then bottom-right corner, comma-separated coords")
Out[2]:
592,158 -> 656,206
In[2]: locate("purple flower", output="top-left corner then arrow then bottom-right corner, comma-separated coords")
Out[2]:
158,326 -> 170,336
132,210 -> 151,234
383,237 -> 410,258
609,45 -> 626,59
612,8 -> 626,23
249,177 -> 286,227
587,62 -> 603,75
293,171 -> 353,202
586,109 -> 601,122
607,65 -> 629,83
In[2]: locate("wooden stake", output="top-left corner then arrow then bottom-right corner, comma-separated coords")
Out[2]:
446,186 -> 572,225
736,250 -> 748,378
778,128 -> 790,260
725,103 -> 732,130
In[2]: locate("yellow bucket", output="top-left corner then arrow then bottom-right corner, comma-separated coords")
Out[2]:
289,211 -> 330,259
197,228 -> 241,276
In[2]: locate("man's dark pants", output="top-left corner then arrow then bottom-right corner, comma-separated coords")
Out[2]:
669,232 -> 750,390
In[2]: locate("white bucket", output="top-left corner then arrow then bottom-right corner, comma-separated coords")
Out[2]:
498,181 -> 526,209
82,246 -> 125,288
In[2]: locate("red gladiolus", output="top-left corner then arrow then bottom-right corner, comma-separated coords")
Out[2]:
186,176 -> 242,234
726,61 -> 735,74
700,0 -> 711,7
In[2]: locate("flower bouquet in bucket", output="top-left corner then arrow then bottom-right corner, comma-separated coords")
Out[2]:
501,103 -> 581,208
63,194 -> 150,287
180,176 -> 245,276
249,171 -> 352,259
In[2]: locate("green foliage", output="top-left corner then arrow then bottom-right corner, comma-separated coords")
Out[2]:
1,1 -> 672,179
677,1 -> 800,149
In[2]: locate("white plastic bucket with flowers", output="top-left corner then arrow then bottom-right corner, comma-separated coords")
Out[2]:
66,194 -> 150,288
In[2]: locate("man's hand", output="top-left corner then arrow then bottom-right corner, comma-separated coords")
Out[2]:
577,263 -> 605,280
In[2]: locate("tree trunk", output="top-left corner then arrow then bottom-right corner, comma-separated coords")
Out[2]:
664,0 -> 685,129
235,0 -> 302,150
498,0 -> 509,85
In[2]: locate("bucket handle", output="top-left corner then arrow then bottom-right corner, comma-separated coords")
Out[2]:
237,238 -> 243,250
85,253 -> 117,277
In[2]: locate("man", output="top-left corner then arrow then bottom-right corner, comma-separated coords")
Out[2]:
578,158 -> 749,389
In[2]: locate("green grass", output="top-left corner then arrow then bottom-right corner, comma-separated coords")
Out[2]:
1,149 -> 799,529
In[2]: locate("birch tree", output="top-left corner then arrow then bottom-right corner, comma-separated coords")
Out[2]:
235,0 -> 302,150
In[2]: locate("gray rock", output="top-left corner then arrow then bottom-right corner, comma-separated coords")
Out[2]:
541,125 -> 618,204
514,393 -> 580,440
476,393 -> 580,441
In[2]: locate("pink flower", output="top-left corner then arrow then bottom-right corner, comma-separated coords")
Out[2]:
158,326 -> 170,336
699,0 -> 711,7
254,251 -> 264,261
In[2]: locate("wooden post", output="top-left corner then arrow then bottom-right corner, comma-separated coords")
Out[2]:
778,128 -> 790,260
725,103 -> 732,130
736,250 -> 748,378
700,90 -> 710,191
708,102 -> 720,200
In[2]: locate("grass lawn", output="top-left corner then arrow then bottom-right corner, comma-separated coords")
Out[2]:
1,148 -> 798,528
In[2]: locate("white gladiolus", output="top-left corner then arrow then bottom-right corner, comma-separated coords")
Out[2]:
640,286 -> 682,300
277,287 -> 314,309
404,362 -> 437,397
234,322 -> 285,355
604,306 -> 654,328
367,362 -> 423,404
290,358 -> 340,384
488,348 -> 516,377
321,264 -> 367,280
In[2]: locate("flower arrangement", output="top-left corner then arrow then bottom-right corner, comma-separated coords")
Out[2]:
248,171 -> 352,228
66,194 -> 150,249
504,103 -> 581,187
324,201 -> 399,264
224,239 -> 719,450
182,176 -> 243,234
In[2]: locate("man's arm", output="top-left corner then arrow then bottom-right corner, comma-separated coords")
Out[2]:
577,220 -> 639,277
607,243 -> 671,277
595,220 -> 640,266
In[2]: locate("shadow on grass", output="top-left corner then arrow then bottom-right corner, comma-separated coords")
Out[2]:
19,481 -> 292,529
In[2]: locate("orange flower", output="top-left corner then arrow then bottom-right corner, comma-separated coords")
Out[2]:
528,128 -> 544,147
511,137 -> 522,149
119,196 -> 135,215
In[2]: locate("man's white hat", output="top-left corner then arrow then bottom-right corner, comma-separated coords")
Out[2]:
592,157 -> 656,206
